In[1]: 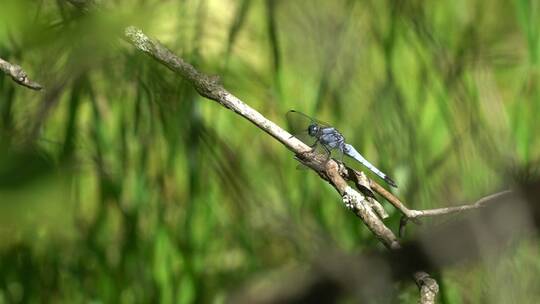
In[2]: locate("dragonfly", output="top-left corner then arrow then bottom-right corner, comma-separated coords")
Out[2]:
286,110 -> 397,188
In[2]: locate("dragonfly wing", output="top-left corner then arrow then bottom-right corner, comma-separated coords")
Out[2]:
285,110 -> 317,146
286,110 -> 333,128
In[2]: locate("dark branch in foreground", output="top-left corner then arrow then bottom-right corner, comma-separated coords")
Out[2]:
0,57 -> 42,90
230,183 -> 540,303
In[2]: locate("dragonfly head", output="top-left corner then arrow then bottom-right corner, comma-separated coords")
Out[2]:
307,123 -> 319,137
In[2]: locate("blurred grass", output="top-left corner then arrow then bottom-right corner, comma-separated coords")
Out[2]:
0,0 -> 539,303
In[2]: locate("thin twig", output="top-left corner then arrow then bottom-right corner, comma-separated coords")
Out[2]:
0,57 -> 42,90
368,172 -> 417,218
407,190 -> 513,219
368,170 -> 511,220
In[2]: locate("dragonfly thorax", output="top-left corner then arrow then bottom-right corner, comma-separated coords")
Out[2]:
307,124 -> 319,136
285,109 -> 398,187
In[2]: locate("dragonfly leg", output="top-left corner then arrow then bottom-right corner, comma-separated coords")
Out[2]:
322,144 -> 332,161
336,143 -> 347,163
309,139 -> 319,152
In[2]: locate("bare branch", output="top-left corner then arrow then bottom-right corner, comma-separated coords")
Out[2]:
123,25 -> 436,301
125,26 -> 309,154
0,57 -> 42,90
124,25 -> 403,249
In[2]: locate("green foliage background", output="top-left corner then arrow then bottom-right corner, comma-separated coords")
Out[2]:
1,0 -> 540,303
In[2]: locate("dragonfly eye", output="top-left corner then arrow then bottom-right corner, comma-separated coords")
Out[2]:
308,124 -> 318,136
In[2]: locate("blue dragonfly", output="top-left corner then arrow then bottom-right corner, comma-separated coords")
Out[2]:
287,110 -> 397,188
